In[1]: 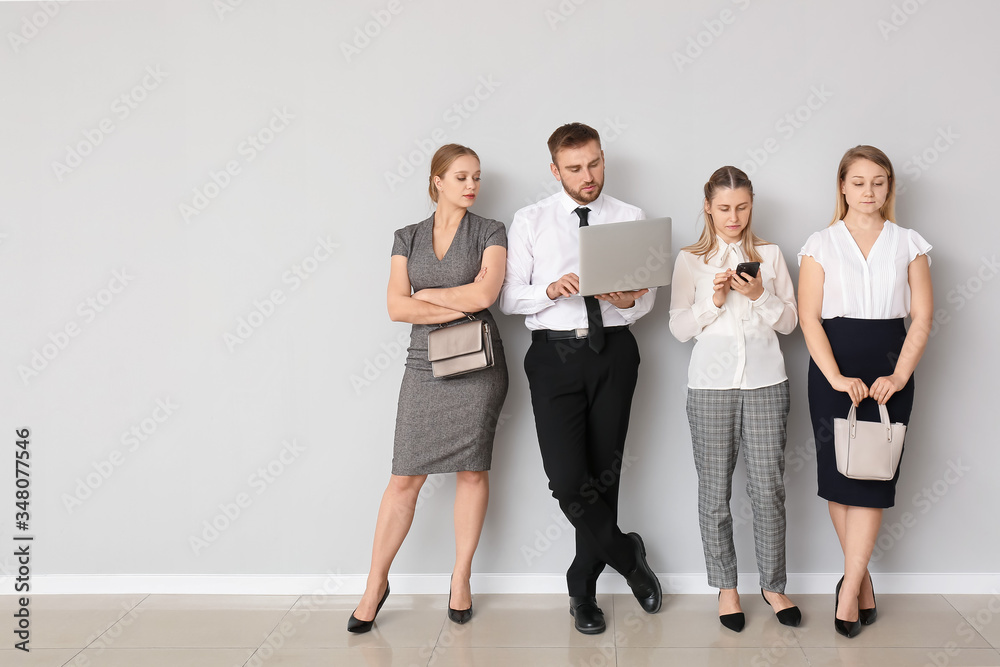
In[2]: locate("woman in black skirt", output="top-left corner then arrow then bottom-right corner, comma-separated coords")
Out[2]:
798,145 -> 933,638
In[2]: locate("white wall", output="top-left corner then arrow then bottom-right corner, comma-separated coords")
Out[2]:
1,0 -> 997,593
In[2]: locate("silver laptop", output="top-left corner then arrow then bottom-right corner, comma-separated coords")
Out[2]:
578,217 -> 672,296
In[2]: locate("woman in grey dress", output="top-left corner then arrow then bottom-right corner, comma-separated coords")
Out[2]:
348,144 -> 509,633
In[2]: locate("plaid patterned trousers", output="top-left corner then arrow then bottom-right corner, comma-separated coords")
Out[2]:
687,381 -> 790,591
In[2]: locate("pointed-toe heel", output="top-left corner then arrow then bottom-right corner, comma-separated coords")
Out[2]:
720,611 -> 746,632
448,592 -> 473,625
718,591 -> 745,633
859,572 -> 877,625
761,589 -> 802,627
347,582 -> 390,634
834,576 -> 861,638
835,617 -> 862,638
448,576 -> 473,624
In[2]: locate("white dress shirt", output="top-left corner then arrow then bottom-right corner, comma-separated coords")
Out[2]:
499,191 -> 656,329
669,238 -> 798,389
797,221 -> 932,320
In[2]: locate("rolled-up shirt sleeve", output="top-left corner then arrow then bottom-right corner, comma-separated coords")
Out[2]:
668,254 -> 723,342
499,213 -> 555,316
615,286 -> 657,324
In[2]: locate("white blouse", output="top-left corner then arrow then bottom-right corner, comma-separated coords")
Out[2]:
797,221 -> 932,320
669,238 -> 798,390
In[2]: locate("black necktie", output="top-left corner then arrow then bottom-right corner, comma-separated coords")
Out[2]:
574,207 -> 605,353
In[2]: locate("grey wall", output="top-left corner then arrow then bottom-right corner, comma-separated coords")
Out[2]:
1,0 -> 997,588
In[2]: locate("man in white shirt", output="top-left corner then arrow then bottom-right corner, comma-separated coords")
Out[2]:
499,122 -> 661,635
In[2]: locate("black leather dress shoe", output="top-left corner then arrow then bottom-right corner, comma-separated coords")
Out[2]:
569,596 -> 606,635
624,532 -> 662,614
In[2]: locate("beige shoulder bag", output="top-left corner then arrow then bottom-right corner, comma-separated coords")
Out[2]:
427,315 -> 494,379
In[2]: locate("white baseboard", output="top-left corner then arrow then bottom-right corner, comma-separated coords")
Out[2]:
15,572 -> 1000,596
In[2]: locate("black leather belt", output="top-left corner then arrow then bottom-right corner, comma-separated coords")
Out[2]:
531,326 -> 629,342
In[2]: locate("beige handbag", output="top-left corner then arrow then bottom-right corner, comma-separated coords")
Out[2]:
427,316 -> 494,378
834,400 -> 906,481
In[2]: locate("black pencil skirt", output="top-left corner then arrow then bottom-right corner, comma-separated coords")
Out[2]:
808,317 -> 914,508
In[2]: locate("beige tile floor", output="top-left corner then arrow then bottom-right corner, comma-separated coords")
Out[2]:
2,593 -> 1000,666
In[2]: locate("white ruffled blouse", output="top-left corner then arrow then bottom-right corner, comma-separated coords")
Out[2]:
797,221 -> 932,320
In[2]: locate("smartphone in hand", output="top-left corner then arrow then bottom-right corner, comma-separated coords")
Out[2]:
730,261 -> 761,289
735,261 -> 760,279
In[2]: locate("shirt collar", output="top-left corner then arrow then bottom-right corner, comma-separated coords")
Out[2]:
708,235 -> 747,267
559,190 -> 605,218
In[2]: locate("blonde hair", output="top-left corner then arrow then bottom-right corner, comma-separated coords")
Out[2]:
831,145 -> 896,225
683,165 -> 768,264
428,144 -> 480,203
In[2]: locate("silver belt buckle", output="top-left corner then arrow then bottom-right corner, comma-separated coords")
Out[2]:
574,328 -> 588,339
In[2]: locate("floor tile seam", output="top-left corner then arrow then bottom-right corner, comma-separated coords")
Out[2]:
796,641 -> 996,649
91,642 -> 268,649
429,641 -> 617,649
58,646 -> 87,667
941,592 -> 997,649
423,607 -> 450,666
611,593 -> 617,647
71,592 -> 151,654
616,642 -> 803,649
799,645 -> 1000,655
236,592 -> 304,666
612,645 -> 812,656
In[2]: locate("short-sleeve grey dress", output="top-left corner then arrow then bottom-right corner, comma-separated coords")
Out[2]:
390,211 -> 509,475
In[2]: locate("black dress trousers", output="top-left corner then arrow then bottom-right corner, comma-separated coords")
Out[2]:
524,328 -> 641,597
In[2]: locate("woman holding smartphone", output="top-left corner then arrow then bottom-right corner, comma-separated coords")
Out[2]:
798,145 -> 932,638
669,166 -> 801,632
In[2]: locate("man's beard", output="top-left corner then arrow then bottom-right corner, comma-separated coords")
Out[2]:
565,179 -> 603,204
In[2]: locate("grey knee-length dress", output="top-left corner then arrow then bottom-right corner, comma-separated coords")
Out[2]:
390,211 -> 509,475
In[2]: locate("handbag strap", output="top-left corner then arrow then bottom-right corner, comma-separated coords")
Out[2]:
847,400 -> 892,440
435,313 -> 477,330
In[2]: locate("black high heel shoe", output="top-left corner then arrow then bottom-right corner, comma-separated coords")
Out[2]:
761,589 -> 802,627
347,582 -> 390,634
448,576 -> 473,624
718,591 -> 745,633
859,572 -> 877,625
834,576 -> 861,638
